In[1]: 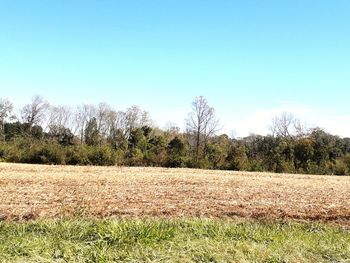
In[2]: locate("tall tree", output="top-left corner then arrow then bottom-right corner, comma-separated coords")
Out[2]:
0,98 -> 14,139
73,104 -> 97,143
21,96 -> 49,128
124,106 -> 152,138
84,117 -> 99,146
186,96 -> 219,162
96,102 -> 113,138
48,105 -> 72,127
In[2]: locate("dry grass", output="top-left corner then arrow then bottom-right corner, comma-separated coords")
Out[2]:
0,163 -> 349,225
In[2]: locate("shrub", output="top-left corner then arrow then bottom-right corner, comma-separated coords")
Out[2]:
166,156 -> 188,168
247,159 -> 265,172
332,160 -> 349,176
342,154 -> 350,170
0,142 -> 7,161
306,161 -> 329,175
88,146 -> 116,166
65,145 -> 90,165
2,138 -> 31,163
22,142 -> 65,165
114,149 -> 126,166
126,148 -> 144,166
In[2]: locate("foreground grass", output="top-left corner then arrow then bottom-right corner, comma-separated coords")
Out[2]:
0,219 -> 349,263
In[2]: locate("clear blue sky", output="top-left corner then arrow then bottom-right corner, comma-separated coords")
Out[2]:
1,0 -> 349,136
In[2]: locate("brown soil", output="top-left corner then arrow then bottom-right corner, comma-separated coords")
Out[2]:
0,163 -> 349,225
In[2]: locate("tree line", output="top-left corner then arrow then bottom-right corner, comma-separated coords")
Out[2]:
0,96 -> 350,175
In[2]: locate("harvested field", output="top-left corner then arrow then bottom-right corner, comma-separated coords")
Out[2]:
0,163 -> 349,225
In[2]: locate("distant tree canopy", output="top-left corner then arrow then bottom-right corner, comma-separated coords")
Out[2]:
0,95 -> 349,175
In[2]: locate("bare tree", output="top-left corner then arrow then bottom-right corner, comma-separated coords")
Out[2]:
164,122 -> 180,135
270,112 -> 309,138
124,106 -> 152,137
21,96 -> 49,128
95,103 -> 130,141
293,118 -> 310,137
71,104 -> 153,143
73,104 -> 97,143
0,98 -> 13,125
186,96 -> 220,161
47,105 -> 73,129
104,109 -> 118,137
96,102 -> 113,137
107,110 -> 129,148
0,98 -> 14,140
270,112 -> 294,137
115,110 -> 127,134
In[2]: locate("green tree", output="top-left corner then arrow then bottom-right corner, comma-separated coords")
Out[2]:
146,135 -> 167,166
84,118 -> 99,146
166,136 -> 188,167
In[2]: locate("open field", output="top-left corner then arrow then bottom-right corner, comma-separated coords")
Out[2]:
0,163 -> 349,225
1,163 -> 350,262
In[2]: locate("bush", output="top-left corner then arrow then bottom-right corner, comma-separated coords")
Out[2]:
22,142 -> 65,165
166,156 -> 188,168
275,161 -> 295,174
65,145 -> 90,165
342,154 -> 350,170
187,158 -> 211,169
88,146 -> 116,166
0,142 -> 6,161
247,159 -> 265,172
2,138 -> 32,163
2,144 -> 21,163
126,148 -> 144,166
114,149 -> 126,166
332,160 -> 349,176
39,144 -> 65,164
306,161 -> 329,175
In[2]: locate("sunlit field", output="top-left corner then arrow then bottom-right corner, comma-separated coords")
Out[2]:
0,163 -> 349,262
1,163 -> 349,224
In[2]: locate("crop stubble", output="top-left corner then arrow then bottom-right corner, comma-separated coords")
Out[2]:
0,163 -> 349,225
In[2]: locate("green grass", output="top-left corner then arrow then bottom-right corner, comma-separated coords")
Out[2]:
0,218 -> 349,263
